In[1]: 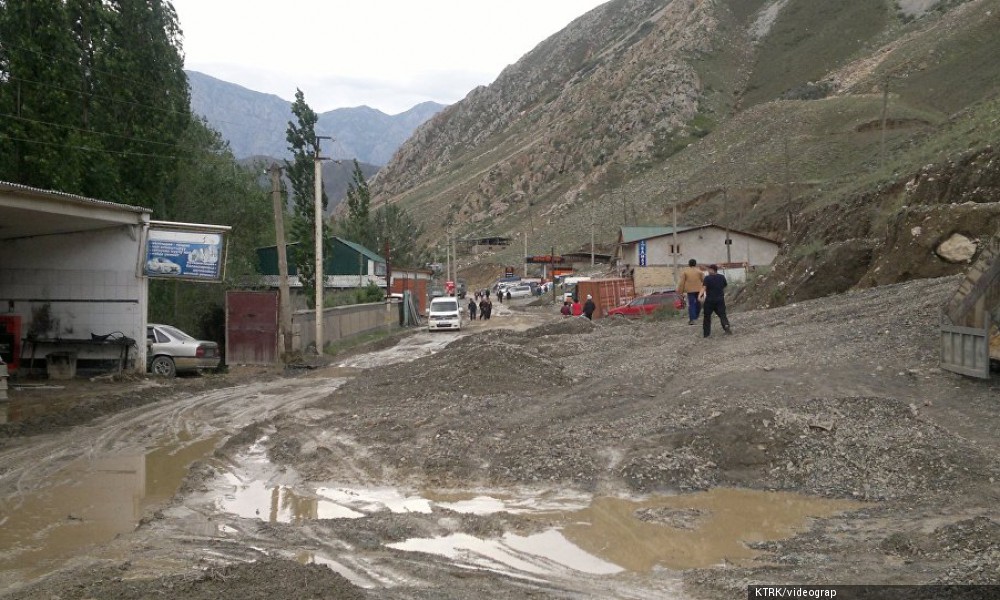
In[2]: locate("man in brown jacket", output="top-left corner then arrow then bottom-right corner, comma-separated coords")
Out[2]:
676,259 -> 705,325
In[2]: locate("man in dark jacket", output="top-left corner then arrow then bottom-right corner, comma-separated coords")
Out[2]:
699,264 -> 731,337
583,294 -> 597,320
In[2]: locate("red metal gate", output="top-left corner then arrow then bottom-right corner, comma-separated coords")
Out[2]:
225,291 -> 279,365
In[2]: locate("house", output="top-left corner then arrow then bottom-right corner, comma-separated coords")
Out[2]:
257,238 -> 432,311
617,225 -> 780,291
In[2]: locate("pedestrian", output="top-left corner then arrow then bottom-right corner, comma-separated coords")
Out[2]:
571,298 -> 583,317
699,264 -> 731,337
583,294 -> 596,320
468,297 -> 477,320
485,288 -> 491,301
676,258 -> 705,325
498,289 -> 504,303
479,297 -> 488,320
505,289 -> 512,301
560,300 -> 571,317
484,297 -> 493,319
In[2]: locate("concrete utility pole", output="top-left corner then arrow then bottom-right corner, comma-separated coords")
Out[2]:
590,193 -> 595,267
523,231 -> 529,277
672,204 -> 679,287
723,188 -> 732,265
313,136 -> 332,355
879,78 -> 890,171
268,165 -> 293,356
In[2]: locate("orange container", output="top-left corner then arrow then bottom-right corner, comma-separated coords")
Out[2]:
576,278 -> 636,320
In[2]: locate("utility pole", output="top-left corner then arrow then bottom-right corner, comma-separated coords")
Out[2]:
784,135 -> 793,232
723,188 -> 732,265
879,78 -> 890,171
523,231 -> 528,277
672,180 -> 681,288
590,193 -> 595,267
268,165 -> 293,356
313,136 -> 332,355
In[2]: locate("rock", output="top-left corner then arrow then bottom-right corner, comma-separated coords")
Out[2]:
935,233 -> 977,263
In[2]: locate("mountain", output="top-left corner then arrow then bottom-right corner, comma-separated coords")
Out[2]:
370,0 -> 1000,305
238,156 -> 380,216
187,70 -> 446,164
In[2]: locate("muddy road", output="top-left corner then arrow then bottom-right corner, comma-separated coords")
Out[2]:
1,279 -> 998,599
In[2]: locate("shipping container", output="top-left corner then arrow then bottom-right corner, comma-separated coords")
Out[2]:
576,278 -> 636,320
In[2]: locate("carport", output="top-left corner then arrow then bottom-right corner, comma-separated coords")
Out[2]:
0,181 -> 151,376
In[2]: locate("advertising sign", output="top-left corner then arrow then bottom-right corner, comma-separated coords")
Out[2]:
638,240 -> 648,267
145,227 -> 226,281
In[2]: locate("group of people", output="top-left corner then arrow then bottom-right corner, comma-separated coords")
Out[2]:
676,259 -> 731,337
468,295 -> 493,320
560,294 -> 597,320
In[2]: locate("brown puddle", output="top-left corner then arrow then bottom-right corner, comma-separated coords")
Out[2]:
388,488 -> 861,576
0,434 -> 220,579
554,488 -> 862,571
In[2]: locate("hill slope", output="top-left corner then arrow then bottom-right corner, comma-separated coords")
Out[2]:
370,0 -> 1000,304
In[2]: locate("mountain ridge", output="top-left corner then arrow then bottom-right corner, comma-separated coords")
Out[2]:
187,70 -> 446,164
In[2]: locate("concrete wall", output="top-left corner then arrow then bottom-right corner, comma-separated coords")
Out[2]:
292,301 -> 398,351
0,226 -> 145,371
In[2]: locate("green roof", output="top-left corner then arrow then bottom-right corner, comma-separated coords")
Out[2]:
619,226 -> 695,244
338,237 -> 385,263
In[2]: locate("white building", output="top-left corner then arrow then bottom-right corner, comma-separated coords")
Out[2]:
617,225 -> 780,290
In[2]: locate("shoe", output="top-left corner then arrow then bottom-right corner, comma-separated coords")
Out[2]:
688,320 -> 695,325
724,327 -> 732,335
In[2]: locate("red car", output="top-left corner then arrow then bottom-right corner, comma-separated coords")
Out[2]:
607,291 -> 681,318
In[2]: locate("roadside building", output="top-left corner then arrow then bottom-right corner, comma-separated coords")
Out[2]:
616,225 -> 780,292
0,182 -> 229,376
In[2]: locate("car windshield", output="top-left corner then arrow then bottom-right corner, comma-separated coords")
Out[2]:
432,301 -> 458,312
159,325 -> 195,341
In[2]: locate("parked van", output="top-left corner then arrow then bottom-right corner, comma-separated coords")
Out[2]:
427,297 -> 462,331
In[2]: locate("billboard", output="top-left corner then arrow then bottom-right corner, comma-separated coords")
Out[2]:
144,227 -> 227,281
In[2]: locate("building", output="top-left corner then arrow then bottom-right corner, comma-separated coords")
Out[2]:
257,239 -> 432,310
617,225 -> 780,291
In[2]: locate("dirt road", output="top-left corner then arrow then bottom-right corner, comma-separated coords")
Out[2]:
1,278 -> 998,599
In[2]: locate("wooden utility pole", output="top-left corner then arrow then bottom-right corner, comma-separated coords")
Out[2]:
268,165 -> 293,356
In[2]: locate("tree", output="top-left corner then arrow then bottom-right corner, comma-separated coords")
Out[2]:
374,203 -> 428,269
337,160 -> 376,250
285,89 -> 329,308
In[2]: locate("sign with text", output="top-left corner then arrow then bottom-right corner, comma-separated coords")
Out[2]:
638,240 -> 648,266
145,228 -> 226,281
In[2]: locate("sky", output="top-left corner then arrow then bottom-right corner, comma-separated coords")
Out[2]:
172,1 -> 608,115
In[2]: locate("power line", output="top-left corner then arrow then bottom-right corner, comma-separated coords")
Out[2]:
5,75 -> 189,120
0,111 -> 193,150
0,132 -> 186,161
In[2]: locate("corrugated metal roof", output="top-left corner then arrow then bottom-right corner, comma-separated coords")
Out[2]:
619,226 -> 695,244
337,237 -> 385,263
0,180 -> 151,214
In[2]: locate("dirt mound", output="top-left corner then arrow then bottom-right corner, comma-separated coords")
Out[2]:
523,316 -> 596,337
4,559 -> 367,600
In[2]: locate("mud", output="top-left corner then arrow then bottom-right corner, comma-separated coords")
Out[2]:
1,281 -> 998,599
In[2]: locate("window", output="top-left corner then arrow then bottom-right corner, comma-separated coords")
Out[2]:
375,262 -> 386,276
668,244 -> 682,254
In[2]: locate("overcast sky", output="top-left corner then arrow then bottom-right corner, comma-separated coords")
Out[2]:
172,0 -> 607,115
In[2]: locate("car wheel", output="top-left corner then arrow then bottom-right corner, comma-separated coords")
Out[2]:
150,355 -> 176,378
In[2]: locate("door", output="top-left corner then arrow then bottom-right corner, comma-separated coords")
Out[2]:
226,291 -> 279,365
940,315 -> 991,379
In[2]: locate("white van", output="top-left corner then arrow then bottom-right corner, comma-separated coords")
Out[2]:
427,297 -> 462,331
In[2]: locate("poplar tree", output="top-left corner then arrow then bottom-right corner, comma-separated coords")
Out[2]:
285,89 -> 329,307
337,159 -> 376,250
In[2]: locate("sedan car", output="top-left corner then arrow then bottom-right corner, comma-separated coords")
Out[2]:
607,291 -> 681,318
147,323 -> 220,377
146,257 -> 181,275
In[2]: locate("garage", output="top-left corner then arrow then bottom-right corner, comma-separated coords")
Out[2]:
0,181 -> 151,376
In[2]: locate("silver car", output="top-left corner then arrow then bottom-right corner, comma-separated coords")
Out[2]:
147,323 -> 221,377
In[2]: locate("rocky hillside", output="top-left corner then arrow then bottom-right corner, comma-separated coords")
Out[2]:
371,0 -> 1000,305
187,71 -> 445,164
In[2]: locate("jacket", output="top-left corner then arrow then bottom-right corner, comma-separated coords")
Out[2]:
676,266 -> 705,294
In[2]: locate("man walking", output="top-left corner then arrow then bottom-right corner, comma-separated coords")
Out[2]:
676,259 -> 705,325
699,264 -> 731,337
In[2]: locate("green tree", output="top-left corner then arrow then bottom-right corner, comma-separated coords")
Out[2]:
375,203 -> 428,269
0,0 -> 87,190
285,89 -> 329,307
337,159 -> 376,249
148,119 -> 273,336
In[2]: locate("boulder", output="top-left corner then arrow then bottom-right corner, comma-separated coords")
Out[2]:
935,233 -> 977,263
